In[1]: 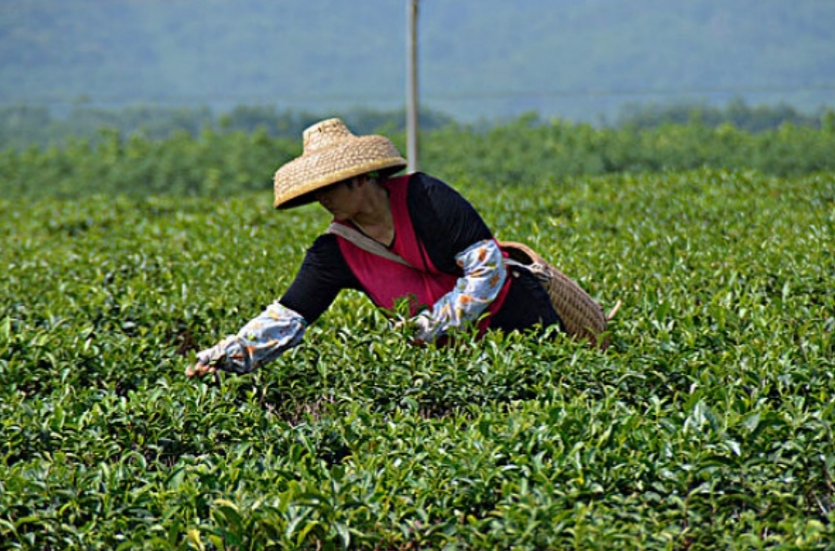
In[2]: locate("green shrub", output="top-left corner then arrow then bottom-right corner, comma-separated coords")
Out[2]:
2,168 -> 834,548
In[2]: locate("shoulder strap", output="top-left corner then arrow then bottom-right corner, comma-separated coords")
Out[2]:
326,222 -> 414,268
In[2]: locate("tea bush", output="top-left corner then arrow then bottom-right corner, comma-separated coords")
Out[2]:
1,168 -> 834,548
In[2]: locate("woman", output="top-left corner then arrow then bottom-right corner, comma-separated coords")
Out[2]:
187,118 -> 560,378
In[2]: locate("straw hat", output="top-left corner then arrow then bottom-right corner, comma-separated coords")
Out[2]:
273,118 -> 408,209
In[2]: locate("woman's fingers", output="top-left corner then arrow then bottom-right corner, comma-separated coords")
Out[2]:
186,362 -> 216,378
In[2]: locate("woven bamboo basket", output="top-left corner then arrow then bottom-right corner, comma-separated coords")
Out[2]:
500,241 -> 611,349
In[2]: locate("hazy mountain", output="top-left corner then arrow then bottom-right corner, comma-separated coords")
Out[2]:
1,0 -> 833,122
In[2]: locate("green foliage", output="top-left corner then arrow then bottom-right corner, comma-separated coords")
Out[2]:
617,97 -> 831,133
0,104 -> 456,151
2,166 -> 834,548
0,127 -> 296,199
425,114 -> 835,182
3,116 -> 835,203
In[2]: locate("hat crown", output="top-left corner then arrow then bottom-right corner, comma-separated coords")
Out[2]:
303,118 -> 354,153
273,117 -> 407,209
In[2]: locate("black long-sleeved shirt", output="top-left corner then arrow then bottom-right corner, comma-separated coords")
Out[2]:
280,172 -> 559,333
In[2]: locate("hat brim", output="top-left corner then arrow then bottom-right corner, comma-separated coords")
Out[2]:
273,135 -> 407,209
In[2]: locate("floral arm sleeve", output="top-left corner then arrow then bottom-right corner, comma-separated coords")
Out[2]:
195,302 -> 307,374
411,239 -> 506,343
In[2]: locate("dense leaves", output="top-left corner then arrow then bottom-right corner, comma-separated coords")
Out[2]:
2,114 -> 835,202
0,105 -> 457,151
2,160 -> 833,548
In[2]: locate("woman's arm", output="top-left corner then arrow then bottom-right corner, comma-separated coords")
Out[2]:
404,174 -> 506,342
187,235 -> 358,377
190,302 -> 307,375
411,238 -> 506,343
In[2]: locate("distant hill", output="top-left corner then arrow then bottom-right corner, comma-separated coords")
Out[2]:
1,0 -> 833,122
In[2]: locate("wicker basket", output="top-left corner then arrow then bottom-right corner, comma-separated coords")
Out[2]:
500,241 -> 611,349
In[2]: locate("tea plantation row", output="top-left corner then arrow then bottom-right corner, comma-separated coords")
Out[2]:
1,169 -> 834,549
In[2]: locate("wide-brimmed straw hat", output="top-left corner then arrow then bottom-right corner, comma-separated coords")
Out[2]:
272,118 -> 408,209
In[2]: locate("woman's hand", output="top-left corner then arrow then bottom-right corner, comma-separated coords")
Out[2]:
185,360 -> 216,378
392,317 -> 429,346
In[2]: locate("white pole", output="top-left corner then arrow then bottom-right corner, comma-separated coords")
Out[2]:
406,0 -> 419,173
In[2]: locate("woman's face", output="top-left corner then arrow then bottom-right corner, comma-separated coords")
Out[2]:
316,179 -> 362,221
